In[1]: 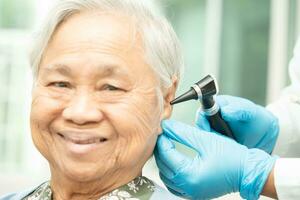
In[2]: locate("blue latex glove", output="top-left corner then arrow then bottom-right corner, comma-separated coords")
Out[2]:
155,120 -> 277,200
196,95 -> 279,154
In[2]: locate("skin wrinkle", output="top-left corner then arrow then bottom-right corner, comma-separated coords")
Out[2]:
92,10 -> 140,55
30,11 -> 176,200
56,11 -> 138,54
32,10 -> 139,81
41,64 -> 131,79
34,12 -> 150,88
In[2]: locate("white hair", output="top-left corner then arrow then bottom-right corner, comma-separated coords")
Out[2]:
30,0 -> 184,89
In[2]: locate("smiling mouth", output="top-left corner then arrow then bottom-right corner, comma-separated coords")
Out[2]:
58,133 -> 107,145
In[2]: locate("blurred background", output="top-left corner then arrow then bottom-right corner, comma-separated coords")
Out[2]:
0,0 -> 298,199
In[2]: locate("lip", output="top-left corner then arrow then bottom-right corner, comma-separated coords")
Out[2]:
56,130 -> 108,155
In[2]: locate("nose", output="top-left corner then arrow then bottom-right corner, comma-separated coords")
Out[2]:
62,92 -> 104,125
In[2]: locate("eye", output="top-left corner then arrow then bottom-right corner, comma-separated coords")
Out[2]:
102,84 -> 122,91
50,82 -> 70,88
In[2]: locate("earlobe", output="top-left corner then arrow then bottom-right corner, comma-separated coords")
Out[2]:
160,76 -> 178,120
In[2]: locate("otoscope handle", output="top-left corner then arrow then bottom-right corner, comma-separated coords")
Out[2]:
207,111 -> 236,140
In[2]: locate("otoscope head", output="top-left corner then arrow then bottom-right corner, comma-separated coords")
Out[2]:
195,75 -> 218,99
170,75 -> 218,105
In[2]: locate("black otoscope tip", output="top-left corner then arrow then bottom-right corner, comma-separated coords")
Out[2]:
170,88 -> 198,105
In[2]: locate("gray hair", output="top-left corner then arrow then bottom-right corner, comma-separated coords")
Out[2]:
30,0 -> 184,89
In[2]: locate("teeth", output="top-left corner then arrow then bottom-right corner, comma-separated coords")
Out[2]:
59,133 -> 107,144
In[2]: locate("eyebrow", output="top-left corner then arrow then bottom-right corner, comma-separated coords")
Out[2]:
42,63 -> 129,77
42,64 -> 71,76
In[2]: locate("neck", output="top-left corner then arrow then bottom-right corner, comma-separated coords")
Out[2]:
50,167 -> 142,200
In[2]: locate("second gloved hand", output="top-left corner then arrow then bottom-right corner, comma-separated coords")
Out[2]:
196,95 -> 279,154
155,119 -> 277,200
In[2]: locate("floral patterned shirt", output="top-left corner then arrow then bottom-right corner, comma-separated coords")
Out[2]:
23,176 -> 156,200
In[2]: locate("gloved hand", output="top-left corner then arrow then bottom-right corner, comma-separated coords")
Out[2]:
196,95 -> 279,154
155,119 -> 277,200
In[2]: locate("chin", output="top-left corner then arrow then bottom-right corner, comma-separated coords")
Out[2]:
63,154 -> 122,181
62,164 -> 108,183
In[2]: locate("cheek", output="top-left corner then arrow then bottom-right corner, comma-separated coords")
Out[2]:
30,89 -> 65,127
31,85 -> 73,118
30,89 -> 66,157
102,93 -> 162,159
108,93 -> 162,136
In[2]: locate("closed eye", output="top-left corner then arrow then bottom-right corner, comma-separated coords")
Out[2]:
49,82 -> 70,88
102,84 -> 123,91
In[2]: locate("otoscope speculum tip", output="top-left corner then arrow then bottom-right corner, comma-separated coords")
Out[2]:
170,88 -> 198,105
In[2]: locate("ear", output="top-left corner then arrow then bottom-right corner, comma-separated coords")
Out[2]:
160,76 -> 178,120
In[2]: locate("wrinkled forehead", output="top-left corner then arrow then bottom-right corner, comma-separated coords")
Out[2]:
38,11 -> 159,86
46,11 -> 141,56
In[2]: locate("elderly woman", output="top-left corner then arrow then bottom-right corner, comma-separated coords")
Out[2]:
0,0 -> 184,199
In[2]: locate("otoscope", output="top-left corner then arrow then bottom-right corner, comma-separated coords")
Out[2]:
170,75 -> 236,140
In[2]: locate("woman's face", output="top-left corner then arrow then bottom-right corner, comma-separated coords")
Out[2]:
30,12 -> 166,182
